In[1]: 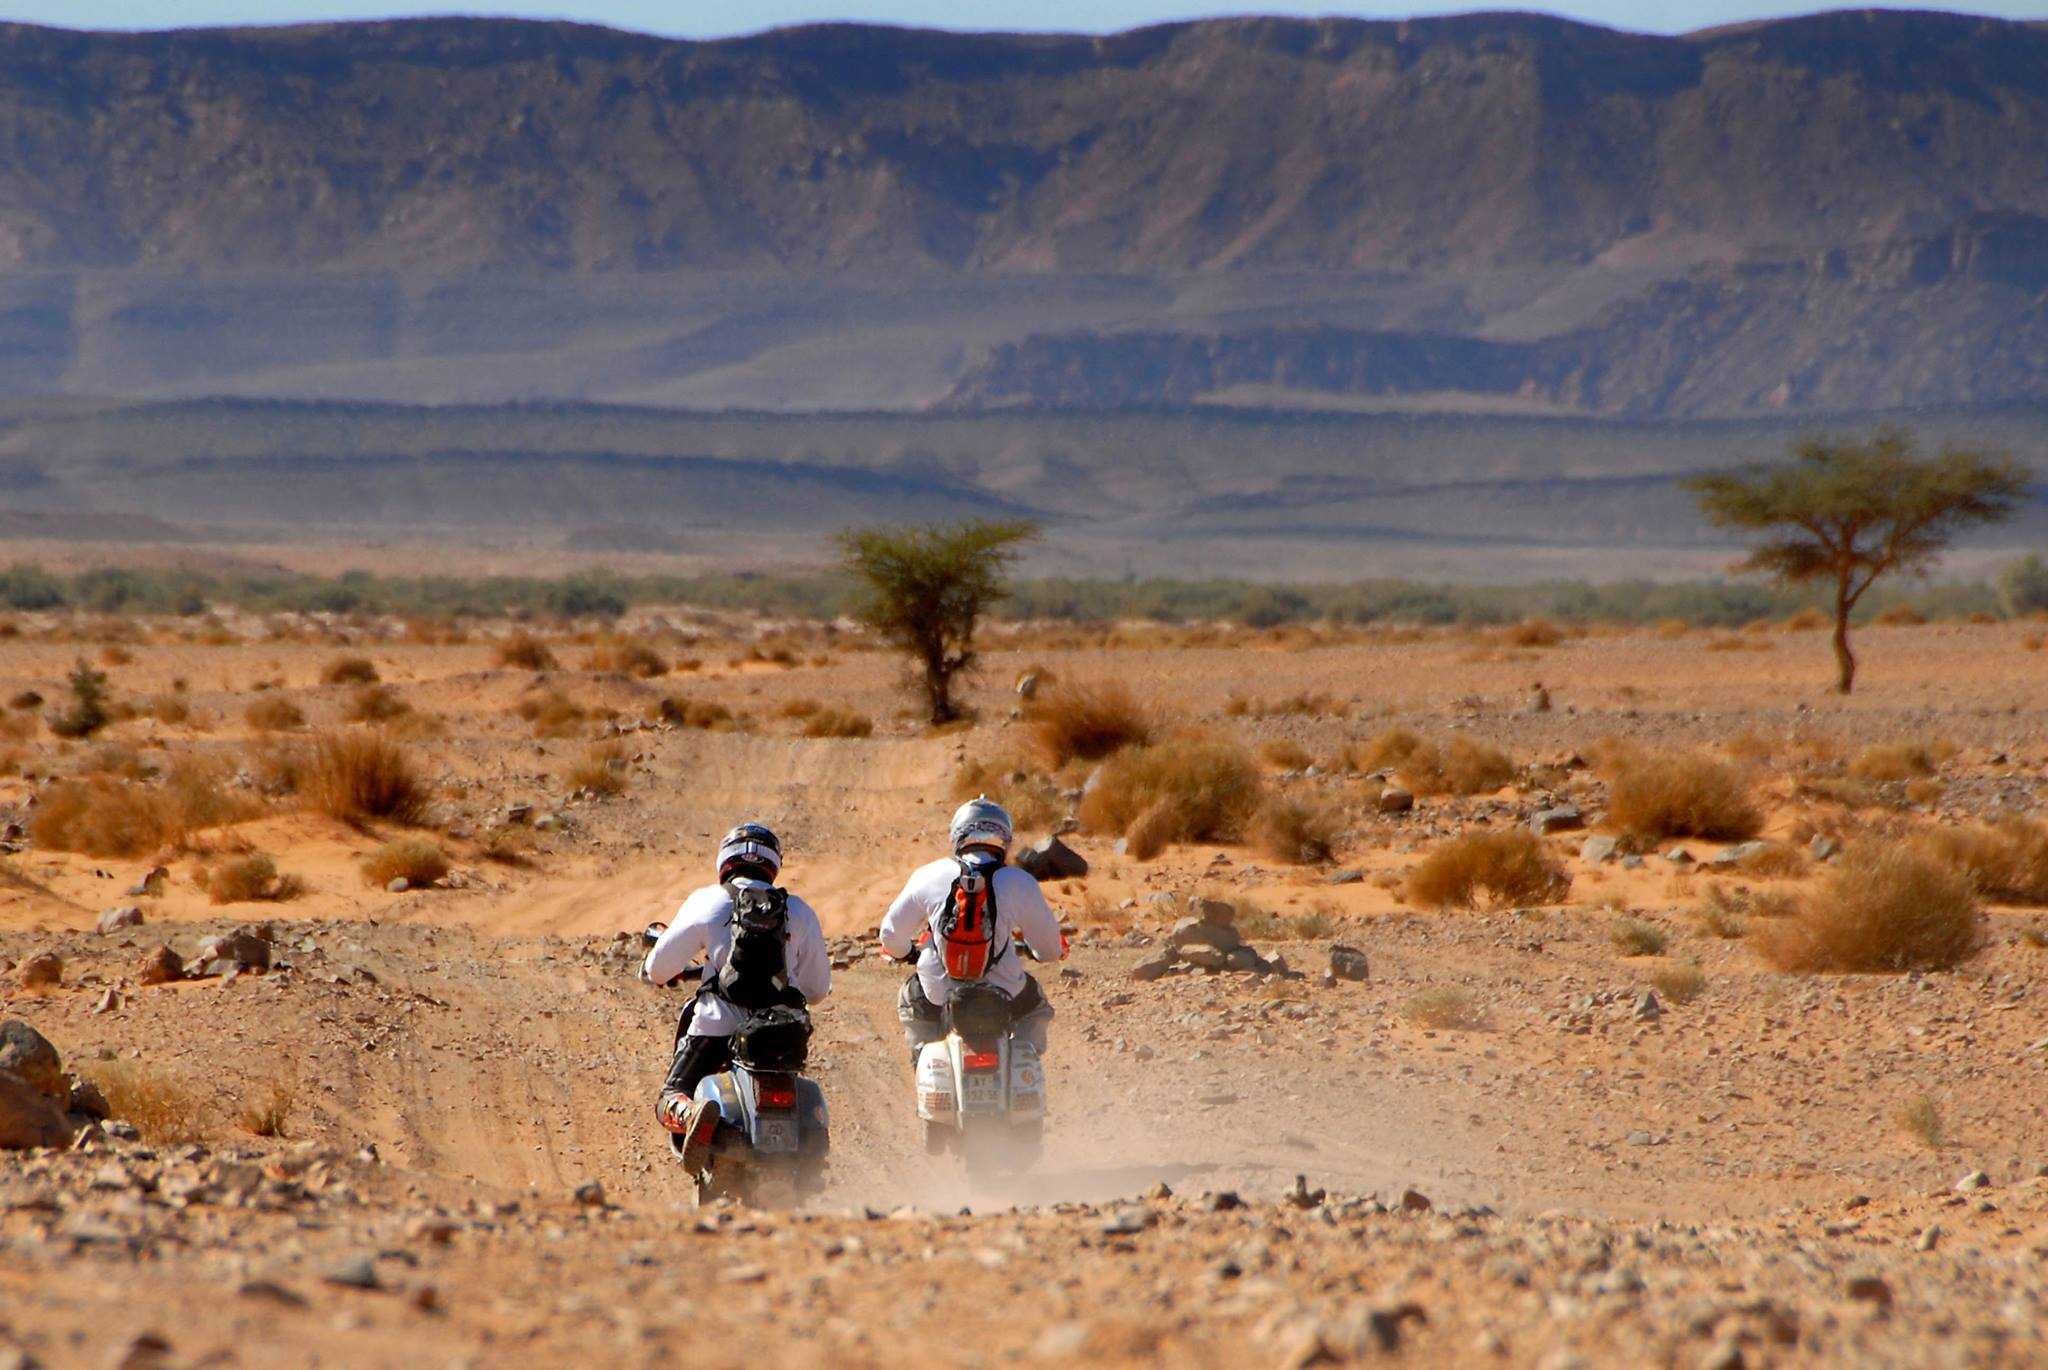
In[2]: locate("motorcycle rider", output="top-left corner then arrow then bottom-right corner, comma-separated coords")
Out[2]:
644,822 -> 831,1171
879,798 -> 1066,1064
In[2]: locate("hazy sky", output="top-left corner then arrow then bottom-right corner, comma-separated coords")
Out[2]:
9,2 -> 2047,40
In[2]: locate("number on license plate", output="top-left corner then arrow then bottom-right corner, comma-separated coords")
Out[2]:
963,1074 -> 1002,1111
756,1118 -> 798,1153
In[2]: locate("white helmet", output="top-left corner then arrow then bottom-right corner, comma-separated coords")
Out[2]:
950,797 -> 1013,856
716,822 -> 782,881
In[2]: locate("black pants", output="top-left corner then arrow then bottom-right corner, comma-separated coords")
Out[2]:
899,972 -> 1052,1052
661,998 -> 733,1100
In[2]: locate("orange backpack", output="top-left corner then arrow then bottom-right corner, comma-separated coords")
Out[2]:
937,855 -> 1004,981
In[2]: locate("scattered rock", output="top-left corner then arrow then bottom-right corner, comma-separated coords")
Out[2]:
1378,788 -> 1415,815
1530,805 -> 1583,836
90,989 -> 120,1015
1580,835 -> 1619,864
1810,835 -> 1842,861
67,1078 -> 110,1119
16,953 -> 61,989
192,930 -> 270,976
127,866 -> 168,898
1169,909 -> 1242,953
573,1180 -> 607,1207
322,1257 -> 381,1291
137,946 -> 184,986
1014,835 -> 1088,882
386,877 -> 410,894
1015,671 -> 1043,700
1663,848 -> 1694,866
1328,945 -> 1370,982
1181,945 -> 1232,973
1324,868 -> 1365,885
0,1068 -> 72,1150
0,1021 -> 63,1099
1398,1187 -> 1432,1213
1128,950 -> 1178,983
1844,1273 -> 1892,1307
1632,990 -> 1661,1021
96,905 -> 144,935
1956,1170 -> 1991,1192
1915,1225 -> 1942,1252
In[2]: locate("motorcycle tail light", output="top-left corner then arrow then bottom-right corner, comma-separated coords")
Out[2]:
755,1077 -> 797,1109
962,1050 -> 1000,1071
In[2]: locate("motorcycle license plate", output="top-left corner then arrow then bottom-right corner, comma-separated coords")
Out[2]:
962,1072 -> 1003,1112
756,1117 -> 799,1154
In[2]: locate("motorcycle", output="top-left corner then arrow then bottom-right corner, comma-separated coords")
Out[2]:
642,923 -> 830,1207
907,943 -> 1049,1180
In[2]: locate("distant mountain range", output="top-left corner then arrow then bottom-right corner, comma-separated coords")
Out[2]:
0,10 -> 2046,576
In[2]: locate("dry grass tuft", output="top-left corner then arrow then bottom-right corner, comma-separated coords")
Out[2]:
307,731 -> 432,826
1605,751 -> 1762,842
519,688 -> 589,738
1404,830 -> 1569,909
652,696 -> 738,731
951,751 -> 1064,833
1849,739 -> 1953,783
1121,800 -> 1174,861
237,1077 -> 297,1139
496,632 -> 558,670
479,825 -> 537,867
1256,738 -> 1313,771
803,707 -> 874,739
361,837 -> 449,888
244,696 -> 305,732
321,655 -> 380,686
201,852 -> 302,904
1402,987 -> 1486,1030
1610,918 -> 1668,956
1650,963 -> 1705,1004
1875,603 -> 1927,626
32,761 -> 256,858
1737,843 -> 1808,879
1914,819 -> 2048,904
1028,682 -> 1154,766
81,1062 -> 212,1144
1894,1094 -> 1944,1149
567,740 -> 630,796
1248,796 -> 1341,864
1233,901 -> 1340,940
148,694 -> 192,726
343,683 -> 411,723
1502,617 -> 1567,648
581,636 -> 668,678
1078,737 -> 1264,848
1753,843 -> 1979,972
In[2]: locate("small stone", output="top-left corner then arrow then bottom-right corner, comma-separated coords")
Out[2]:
1169,915 -> 1242,953
237,1280 -> 308,1307
1181,945 -> 1232,973
1956,1170 -> 1992,1192
322,1257 -> 381,1291
1378,788 -> 1414,815
1915,1225 -> 1941,1252
137,946 -> 184,986
386,877 -> 410,894
1700,1340 -> 1746,1370
573,1180 -> 607,1207
90,989 -> 120,1015
1015,670 -> 1042,700
96,905 -> 144,935
1398,1187 -> 1432,1213
1206,1190 -> 1243,1212
1844,1273 -> 1892,1307
1810,835 -> 1842,861
0,1066 -> 73,1149
0,1021 -> 64,1099
1663,848 -> 1694,866
194,931 -> 270,972
15,953 -> 61,989
1101,1208 -> 1153,1235
1627,1130 -> 1654,1146
1530,805 -> 1583,836
1128,950 -> 1178,983
1325,869 -> 1365,885
1013,835 -> 1088,882
127,866 -> 168,898
1632,990 -> 1661,1021
1579,835 -> 1619,864
1328,945 -> 1370,982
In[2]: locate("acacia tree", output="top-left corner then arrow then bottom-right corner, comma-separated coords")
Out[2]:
1686,428 -> 2025,694
839,519 -> 1039,723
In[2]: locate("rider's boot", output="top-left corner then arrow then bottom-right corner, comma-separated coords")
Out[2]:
658,1093 -> 722,1173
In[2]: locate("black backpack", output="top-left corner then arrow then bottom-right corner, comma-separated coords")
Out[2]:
713,883 -> 792,1013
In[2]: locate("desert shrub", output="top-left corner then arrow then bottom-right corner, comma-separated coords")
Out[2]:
244,696 -> 305,732
1249,796 -> 1341,864
520,689 -> 589,738
496,632 -> 558,670
80,742 -> 150,779
1650,964 -> 1705,1004
1914,819 -> 2048,904
33,761 -> 255,857
48,659 -> 112,739
2022,923 -> 2048,949
1351,727 -> 1422,772
568,740 -> 629,796
1120,800 -> 1174,860
237,1078 -> 296,1139
1781,607 -> 1831,632
581,635 -> 668,677
1404,830 -> 1570,909
8,689 -> 42,710
776,698 -> 823,719
1402,987 -> 1486,1030
1361,733 -> 1512,796
80,1062 -> 211,1144
1028,682 -> 1153,765
1078,737 -> 1263,847
1256,738 -> 1313,771
1895,1094 -> 1944,1149
202,853 -> 302,904
951,753 -> 1064,833
244,738 -> 307,795
148,695 -> 191,726
1875,604 -> 1927,626
1753,844 -> 1978,972
652,696 -> 735,730
1233,901 -> 1340,940
1611,918 -> 1668,956
1737,843 -> 1807,878
1849,740 -> 1951,782
307,731 -> 432,826
1654,618 -> 1691,639
803,707 -> 874,738
1605,752 -> 1762,842
1502,617 -> 1566,648
361,837 -> 449,888
321,655 -> 380,686
344,683 -> 410,723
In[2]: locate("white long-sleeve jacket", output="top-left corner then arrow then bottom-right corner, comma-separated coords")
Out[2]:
643,879 -> 831,1038
879,857 -> 1065,1006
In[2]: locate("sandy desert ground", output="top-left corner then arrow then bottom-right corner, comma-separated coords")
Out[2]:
2,611 -> 2046,1367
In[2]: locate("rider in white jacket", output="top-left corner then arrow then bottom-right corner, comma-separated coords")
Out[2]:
645,822 -> 831,1169
879,799 -> 1065,1063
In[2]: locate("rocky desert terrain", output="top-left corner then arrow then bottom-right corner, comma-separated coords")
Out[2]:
2,609 -> 2046,1367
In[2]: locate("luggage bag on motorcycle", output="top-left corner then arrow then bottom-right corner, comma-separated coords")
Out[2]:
733,1005 -> 812,1071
